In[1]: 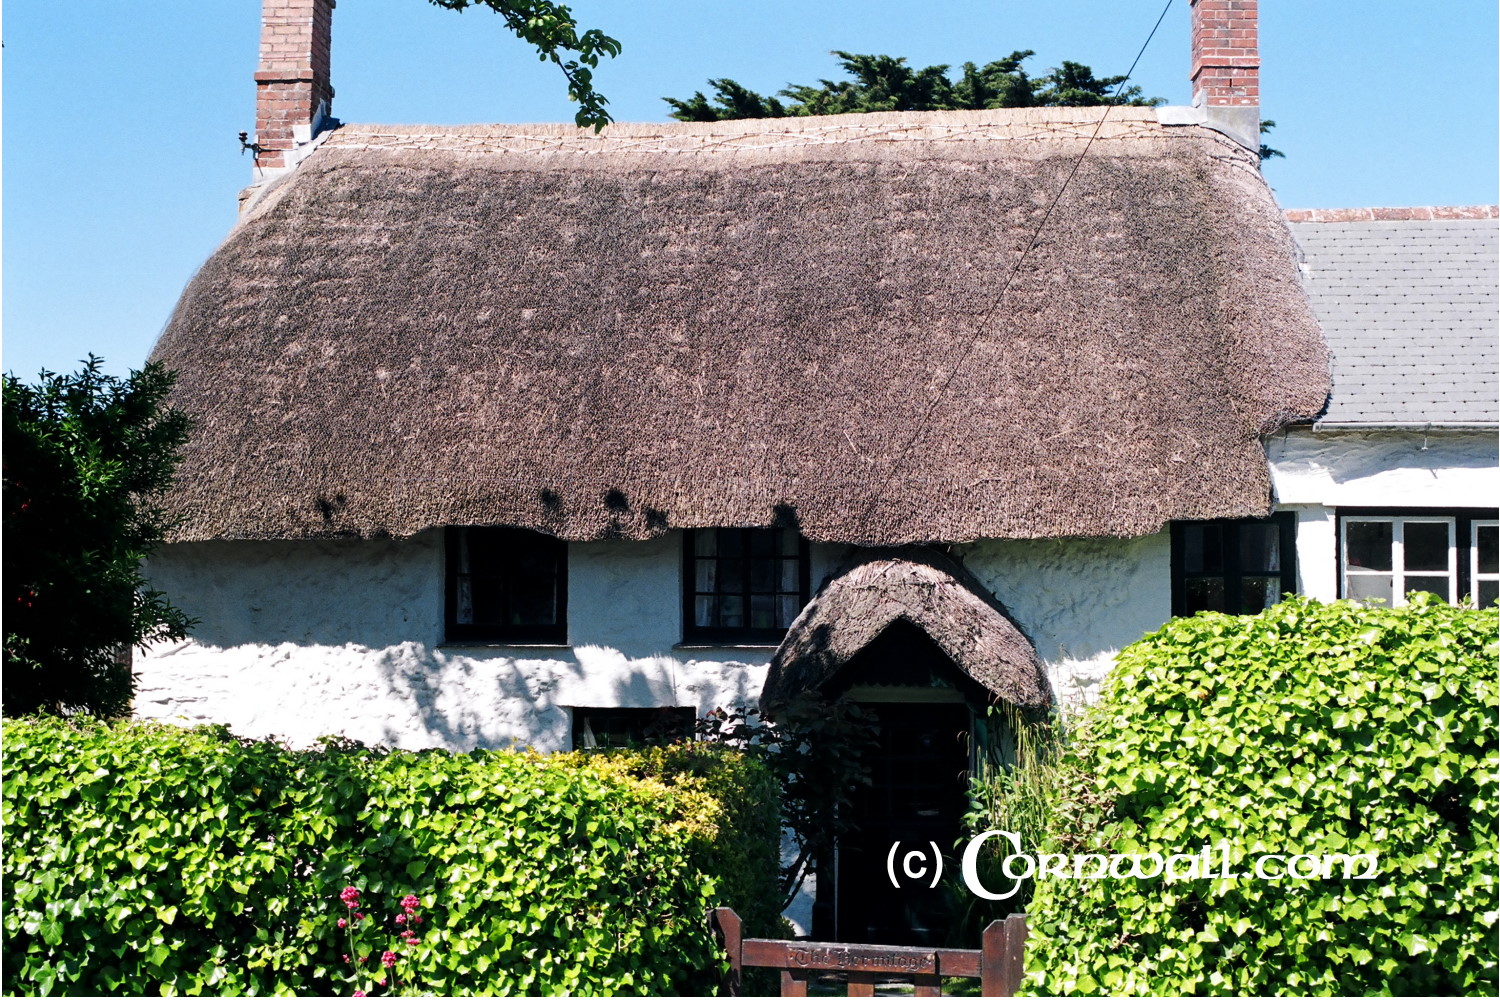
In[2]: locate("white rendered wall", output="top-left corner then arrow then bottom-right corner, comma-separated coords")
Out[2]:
136,529 -> 1172,744
135,530 -> 850,751
961,533 -> 1172,708
1268,429 -> 1499,600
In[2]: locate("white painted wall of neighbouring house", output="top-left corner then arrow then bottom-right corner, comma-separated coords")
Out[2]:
1268,429 -> 1500,600
133,530 -> 1175,748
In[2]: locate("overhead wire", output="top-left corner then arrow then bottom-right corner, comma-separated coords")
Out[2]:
847,0 -> 1178,540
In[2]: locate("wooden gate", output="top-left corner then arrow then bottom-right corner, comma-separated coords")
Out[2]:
710,907 -> 1028,997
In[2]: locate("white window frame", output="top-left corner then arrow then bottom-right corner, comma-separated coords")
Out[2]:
1341,515 -> 1457,606
1472,520 -> 1499,607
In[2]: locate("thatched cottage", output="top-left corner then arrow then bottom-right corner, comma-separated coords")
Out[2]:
135,0 -> 1495,943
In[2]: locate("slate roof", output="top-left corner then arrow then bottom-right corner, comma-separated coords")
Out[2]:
1287,209 -> 1498,425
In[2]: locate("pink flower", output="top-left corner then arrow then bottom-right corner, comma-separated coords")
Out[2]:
378,979 -> 387,988
401,894 -> 421,912
413,916 -> 422,924
382,950 -> 398,968
341,954 -> 350,964
395,914 -> 406,925
337,918 -> 347,929
340,886 -> 360,909
353,992 -> 366,998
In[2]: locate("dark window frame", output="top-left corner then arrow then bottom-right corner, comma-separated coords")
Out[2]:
445,526 -> 568,644
681,528 -> 811,644
569,706 -> 695,750
1170,513 -> 1298,617
1336,507 -> 1499,607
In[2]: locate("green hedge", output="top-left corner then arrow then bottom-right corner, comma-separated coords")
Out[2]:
1023,595 -> 1498,997
2,721 -> 780,996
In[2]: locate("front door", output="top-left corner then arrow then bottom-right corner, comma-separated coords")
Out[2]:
833,700 -> 971,945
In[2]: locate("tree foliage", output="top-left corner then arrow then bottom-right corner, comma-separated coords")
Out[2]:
664,49 -> 1163,122
427,0 -> 621,130
2,358 -> 194,717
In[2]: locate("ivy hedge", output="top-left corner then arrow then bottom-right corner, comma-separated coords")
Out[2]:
1024,595 -> 1498,997
2,721 -> 779,996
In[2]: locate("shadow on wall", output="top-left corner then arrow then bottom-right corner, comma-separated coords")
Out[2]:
143,533 -> 445,650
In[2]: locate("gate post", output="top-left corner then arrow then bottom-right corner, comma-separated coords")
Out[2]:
710,907 -> 744,997
981,913 -> 1028,996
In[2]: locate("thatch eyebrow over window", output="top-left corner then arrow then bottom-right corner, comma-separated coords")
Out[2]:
683,528 -> 810,645
445,527 -> 567,644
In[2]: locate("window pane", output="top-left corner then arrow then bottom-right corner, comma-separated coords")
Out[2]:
1346,522 -> 1392,571
695,559 -> 716,592
719,595 -> 744,628
718,528 -> 744,555
750,595 -> 775,628
750,529 -> 775,557
1239,524 -> 1281,572
779,528 -> 800,555
1403,522 -> 1450,572
1477,525 -> 1498,574
1478,580 -> 1499,609
1186,577 -> 1225,614
1404,575 -> 1450,602
1183,525 -> 1223,574
468,577 -> 506,624
1241,576 -> 1281,612
1347,572 -> 1393,604
695,530 -> 717,556
694,595 -> 714,628
719,558 -> 744,592
780,559 -> 799,592
750,558 -> 775,593
456,577 -> 474,624
778,595 -> 801,626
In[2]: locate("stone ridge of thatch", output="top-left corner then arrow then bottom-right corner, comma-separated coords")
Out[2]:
151,107 -> 1330,544
761,547 -> 1050,711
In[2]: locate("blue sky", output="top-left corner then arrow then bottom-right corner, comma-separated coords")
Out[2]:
4,0 -> 1496,380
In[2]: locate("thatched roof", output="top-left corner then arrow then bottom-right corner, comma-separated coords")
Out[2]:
760,548 -> 1049,710
152,108 -> 1328,544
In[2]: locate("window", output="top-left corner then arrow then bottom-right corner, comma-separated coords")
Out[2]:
445,527 -> 567,643
570,707 -> 695,750
1171,514 -> 1297,616
1339,509 -> 1498,607
683,527 -> 809,643
1473,520 -> 1499,609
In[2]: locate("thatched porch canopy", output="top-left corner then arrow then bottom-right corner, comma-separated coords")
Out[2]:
761,548 -> 1049,710
151,108 -> 1328,544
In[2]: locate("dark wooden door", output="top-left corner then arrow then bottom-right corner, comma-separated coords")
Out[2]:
833,701 -> 970,945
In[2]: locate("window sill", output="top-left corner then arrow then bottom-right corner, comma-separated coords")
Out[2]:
438,642 -> 571,651
673,643 -> 782,651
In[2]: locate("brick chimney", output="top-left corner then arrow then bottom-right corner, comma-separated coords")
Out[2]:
254,0 -> 336,171
1188,0 -> 1259,149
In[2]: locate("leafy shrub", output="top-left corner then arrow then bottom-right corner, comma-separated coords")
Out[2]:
1023,595 -> 1498,996
3,720 -> 778,996
571,741 -> 783,941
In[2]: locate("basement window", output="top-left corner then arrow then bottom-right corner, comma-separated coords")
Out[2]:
445,526 -> 567,643
1171,514 -> 1298,616
682,528 -> 809,644
571,707 -> 695,750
